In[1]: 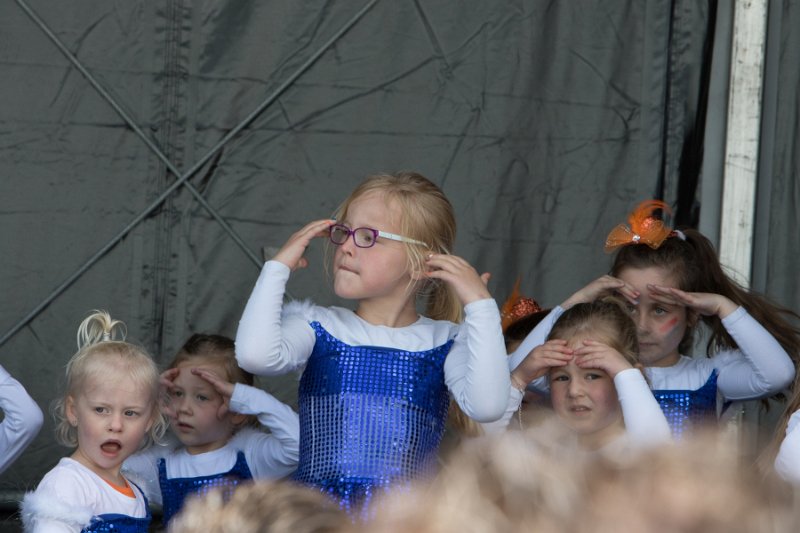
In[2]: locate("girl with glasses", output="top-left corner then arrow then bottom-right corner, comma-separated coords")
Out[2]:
235,171 -> 510,516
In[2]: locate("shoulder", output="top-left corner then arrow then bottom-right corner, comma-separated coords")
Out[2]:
22,459 -> 96,530
36,458 -> 97,493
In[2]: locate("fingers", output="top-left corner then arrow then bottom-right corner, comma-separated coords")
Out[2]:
516,340 -> 574,383
424,253 -> 491,304
563,275 -> 639,309
273,218 -> 336,271
572,340 -> 632,376
191,368 -> 235,398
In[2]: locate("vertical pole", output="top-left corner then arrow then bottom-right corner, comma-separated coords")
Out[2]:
718,0 -> 768,286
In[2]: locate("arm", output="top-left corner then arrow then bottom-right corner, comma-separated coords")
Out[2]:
614,369 -> 672,446
480,387 -> 524,435
0,365 -> 43,474
235,260 -> 317,375
715,307 -> 795,399
229,384 -> 300,477
507,307 -> 564,394
775,409 -> 800,485
444,299 -> 511,423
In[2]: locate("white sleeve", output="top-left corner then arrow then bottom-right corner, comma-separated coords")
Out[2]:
775,409 -> 800,485
715,307 -> 796,400
121,446 -> 164,506
507,307 -> 564,394
235,261 -> 317,375
615,368 -> 672,447
480,386 -> 524,435
0,365 -> 43,474
443,298 -> 511,423
230,384 -> 300,478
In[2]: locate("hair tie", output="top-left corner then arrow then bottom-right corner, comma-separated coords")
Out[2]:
604,200 -> 673,253
672,229 -> 686,241
501,278 -> 542,331
102,332 -> 111,341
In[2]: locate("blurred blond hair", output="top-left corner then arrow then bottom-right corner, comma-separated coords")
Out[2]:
168,480 -> 351,533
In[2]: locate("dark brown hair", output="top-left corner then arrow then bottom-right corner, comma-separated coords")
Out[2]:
611,228 -> 800,360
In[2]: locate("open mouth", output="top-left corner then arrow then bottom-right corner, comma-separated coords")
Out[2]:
101,441 -> 121,454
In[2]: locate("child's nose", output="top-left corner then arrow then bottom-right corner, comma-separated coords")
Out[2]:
109,413 -> 123,432
567,381 -> 583,397
176,396 -> 192,414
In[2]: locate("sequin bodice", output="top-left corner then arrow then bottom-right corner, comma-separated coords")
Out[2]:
653,370 -> 718,437
293,321 -> 453,514
158,450 -> 253,525
82,486 -> 151,533
83,513 -> 151,533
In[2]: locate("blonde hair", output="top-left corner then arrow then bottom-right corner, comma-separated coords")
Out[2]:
168,480 -> 350,533
366,428 -> 800,533
333,171 -> 462,323
52,310 -> 166,448
547,298 -> 640,367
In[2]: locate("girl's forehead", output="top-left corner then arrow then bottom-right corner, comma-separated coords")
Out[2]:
345,192 -> 400,224
619,265 -> 678,286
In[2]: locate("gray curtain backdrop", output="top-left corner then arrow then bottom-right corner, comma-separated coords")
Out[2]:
2,0 -> 795,498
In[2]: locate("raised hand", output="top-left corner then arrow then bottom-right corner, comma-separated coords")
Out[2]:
573,340 -> 633,378
423,253 -> 491,305
158,368 -> 181,419
510,339 -> 573,389
272,219 -> 336,271
191,367 -> 236,420
647,285 -> 737,319
561,275 -> 639,310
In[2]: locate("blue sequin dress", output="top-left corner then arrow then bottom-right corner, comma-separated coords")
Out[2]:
652,371 -> 718,438
158,450 -> 253,525
292,322 -> 453,514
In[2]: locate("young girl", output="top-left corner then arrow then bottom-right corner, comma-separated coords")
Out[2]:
490,299 -> 671,451
235,171 -> 510,514
510,201 -> 798,437
0,364 -> 43,475
122,333 -> 300,526
21,310 -> 166,532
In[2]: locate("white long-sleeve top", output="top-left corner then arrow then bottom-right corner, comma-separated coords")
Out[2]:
235,260 -> 511,422
122,383 -> 299,506
483,368 -> 672,449
21,458 -> 148,533
509,306 -> 795,400
0,365 -> 43,474
774,409 -> 800,485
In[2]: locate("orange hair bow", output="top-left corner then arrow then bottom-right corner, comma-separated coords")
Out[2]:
500,278 -> 542,331
604,200 -> 673,253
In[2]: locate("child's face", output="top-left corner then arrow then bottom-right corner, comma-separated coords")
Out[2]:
549,332 -> 624,449
617,266 -> 688,367
67,373 -> 154,481
168,363 -> 237,455
332,191 -> 414,306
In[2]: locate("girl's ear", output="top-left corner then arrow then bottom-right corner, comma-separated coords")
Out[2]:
65,395 -> 78,426
230,413 -> 248,428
